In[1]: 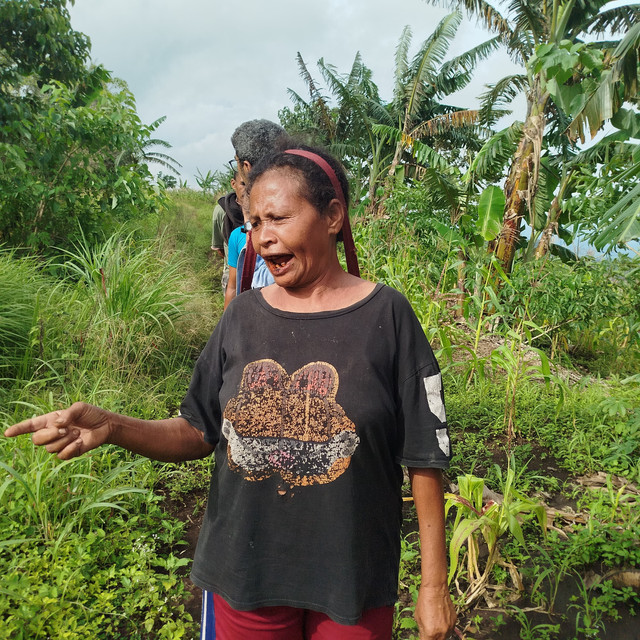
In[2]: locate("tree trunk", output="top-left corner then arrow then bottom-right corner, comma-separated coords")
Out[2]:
534,172 -> 573,259
534,198 -> 560,259
492,84 -> 549,274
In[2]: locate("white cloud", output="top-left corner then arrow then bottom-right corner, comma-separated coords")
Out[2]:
70,0 -> 526,181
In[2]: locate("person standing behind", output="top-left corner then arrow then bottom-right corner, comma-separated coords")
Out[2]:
223,118 -> 286,307
224,207 -> 273,309
211,172 -> 245,291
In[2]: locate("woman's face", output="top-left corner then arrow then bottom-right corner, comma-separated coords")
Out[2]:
248,169 -> 342,291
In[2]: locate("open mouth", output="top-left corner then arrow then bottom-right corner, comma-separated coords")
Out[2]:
264,253 -> 293,274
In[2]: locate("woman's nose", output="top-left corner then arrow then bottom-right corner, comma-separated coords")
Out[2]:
253,223 -> 276,248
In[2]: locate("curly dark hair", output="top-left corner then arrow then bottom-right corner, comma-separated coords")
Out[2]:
246,143 -> 350,225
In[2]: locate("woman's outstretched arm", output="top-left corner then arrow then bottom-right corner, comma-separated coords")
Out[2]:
4,401 -> 213,462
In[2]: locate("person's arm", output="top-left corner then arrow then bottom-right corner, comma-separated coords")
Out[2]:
211,205 -> 225,257
409,467 -> 457,640
4,402 -> 213,462
224,266 -> 237,310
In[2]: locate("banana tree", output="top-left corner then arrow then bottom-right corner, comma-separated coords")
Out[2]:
285,52 -> 395,203
284,13 -> 498,208
378,11 -> 500,211
533,126 -> 638,259
425,0 -> 640,274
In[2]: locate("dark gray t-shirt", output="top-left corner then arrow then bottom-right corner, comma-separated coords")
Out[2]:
180,284 -> 450,625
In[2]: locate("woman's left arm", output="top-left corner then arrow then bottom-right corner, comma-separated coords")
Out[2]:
408,467 -> 457,640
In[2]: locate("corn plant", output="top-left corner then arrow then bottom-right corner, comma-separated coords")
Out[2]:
445,458 -> 547,608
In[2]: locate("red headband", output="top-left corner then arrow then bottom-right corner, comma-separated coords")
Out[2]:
284,149 -> 360,278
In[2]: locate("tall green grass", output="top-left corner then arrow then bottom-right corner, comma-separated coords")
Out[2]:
0,196 -> 219,639
0,250 -> 43,380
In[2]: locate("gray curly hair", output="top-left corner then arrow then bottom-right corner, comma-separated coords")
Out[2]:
231,119 -> 286,166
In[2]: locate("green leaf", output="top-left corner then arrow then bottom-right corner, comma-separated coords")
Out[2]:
432,220 -> 464,245
477,185 -> 504,241
448,517 -> 485,582
594,181 -> 640,250
611,107 -> 640,137
549,243 -> 578,263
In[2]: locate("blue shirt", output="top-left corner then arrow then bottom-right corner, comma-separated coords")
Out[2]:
227,227 -> 274,294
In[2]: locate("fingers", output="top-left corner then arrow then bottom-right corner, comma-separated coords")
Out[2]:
4,404 -> 90,439
56,438 -> 85,460
32,425 -> 79,447
4,411 -> 63,438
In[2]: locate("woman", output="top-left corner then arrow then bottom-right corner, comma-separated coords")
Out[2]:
4,144 -> 456,640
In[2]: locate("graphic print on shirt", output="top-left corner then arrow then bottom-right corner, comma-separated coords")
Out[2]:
222,359 -> 359,486
423,372 -> 450,457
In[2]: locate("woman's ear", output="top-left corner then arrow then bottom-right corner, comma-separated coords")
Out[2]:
325,198 -> 345,237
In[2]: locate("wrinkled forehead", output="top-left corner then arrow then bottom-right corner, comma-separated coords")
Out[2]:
249,166 -> 306,200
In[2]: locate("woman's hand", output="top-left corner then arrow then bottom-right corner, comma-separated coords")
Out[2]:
414,584 -> 457,640
5,404 -> 212,463
4,402 -> 112,459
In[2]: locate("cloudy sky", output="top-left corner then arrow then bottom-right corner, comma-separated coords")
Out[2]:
69,0 -> 525,183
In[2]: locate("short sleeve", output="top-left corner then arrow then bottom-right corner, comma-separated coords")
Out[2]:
227,227 -> 246,269
211,205 -> 225,249
392,294 -> 451,469
179,323 -> 226,446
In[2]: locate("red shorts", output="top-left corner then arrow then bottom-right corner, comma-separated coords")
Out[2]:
201,591 -> 394,640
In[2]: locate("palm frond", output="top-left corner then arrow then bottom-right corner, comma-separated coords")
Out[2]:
296,52 -> 323,103
507,0 -> 546,43
345,51 -> 365,92
425,0 -> 513,39
582,4 -> 640,36
318,58 -> 366,118
143,137 -> 172,150
410,110 -> 482,138
286,88 -> 309,109
466,121 -> 524,180
373,121 -> 462,171
593,179 -> 640,250
422,167 -> 464,211
296,52 -> 335,140
393,26 -> 412,108
571,135 -> 633,166
141,152 -> 182,174
411,138 -> 451,171
372,123 -> 402,145
147,115 -> 167,131
436,36 -> 502,95
405,11 -> 462,121
479,74 -> 529,124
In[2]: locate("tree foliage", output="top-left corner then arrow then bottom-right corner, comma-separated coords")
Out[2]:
0,0 -> 166,253
0,0 -> 90,92
424,0 -> 640,270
